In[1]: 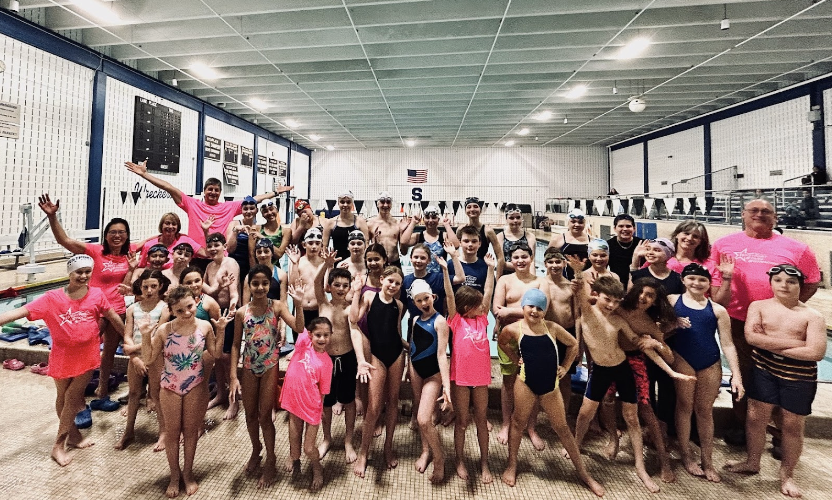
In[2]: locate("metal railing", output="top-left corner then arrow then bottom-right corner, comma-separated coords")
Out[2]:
671,166 -> 738,197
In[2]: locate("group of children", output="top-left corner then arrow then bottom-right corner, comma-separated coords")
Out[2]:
0,195 -> 825,499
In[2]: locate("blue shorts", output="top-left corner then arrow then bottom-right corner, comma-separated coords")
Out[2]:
747,364 -> 817,416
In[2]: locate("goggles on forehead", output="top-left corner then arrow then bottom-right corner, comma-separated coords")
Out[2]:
348,230 -> 366,242
304,229 -> 323,242
464,197 -> 481,207
505,204 -> 521,215
767,265 -> 804,280
260,201 -> 275,209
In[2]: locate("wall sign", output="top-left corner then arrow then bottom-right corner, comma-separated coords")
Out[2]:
131,96 -> 181,173
223,163 -> 239,185
224,141 -> 239,164
257,155 -> 267,173
204,136 -> 221,161
268,158 -> 278,175
241,146 -> 253,167
0,100 -> 21,139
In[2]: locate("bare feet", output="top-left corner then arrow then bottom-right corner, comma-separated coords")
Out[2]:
481,464 -> 493,484
165,477 -> 180,498
207,394 -> 226,411
66,429 -> 95,449
283,457 -> 300,474
660,466 -> 677,483
223,400 -> 239,420
583,476 -> 606,497
486,420 -> 493,431
353,454 -> 367,478
332,402 -> 344,416
684,459 -> 705,477
497,425 -> 510,445
258,458 -> 276,489
147,399 -> 156,413
603,436 -> 619,460
311,461 -> 324,491
781,476 -> 802,498
355,398 -> 364,416
429,458 -> 445,484
154,434 -> 166,452
561,447 -> 571,460
528,428 -> 546,451
114,432 -> 134,450
374,423 -> 383,437
441,410 -> 455,427
51,444 -> 74,467
246,447 -> 262,475
345,442 -> 358,464
409,417 -> 418,430
120,407 -> 128,417
501,465 -> 517,487
385,449 -> 399,469
183,473 -> 199,496
637,469 -> 660,493
415,451 -> 432,473
317,439 -> 331,460
724,460 -> 760,475
455,460 -> 469,480
703,467 -> 721,483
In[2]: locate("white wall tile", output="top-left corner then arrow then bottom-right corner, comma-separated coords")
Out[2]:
610,144 -> 643,195
647,126 -> 704,195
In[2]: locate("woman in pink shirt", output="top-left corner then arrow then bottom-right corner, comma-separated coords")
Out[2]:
134,213 -> 205,268
39,194 -> 135,408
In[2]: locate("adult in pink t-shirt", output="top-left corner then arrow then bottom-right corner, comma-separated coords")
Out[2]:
448,313 -> 491,387
709,198 -> 820,430
280,330 -> 333,425
135,212 -> 204,268
125,160 -> 294,250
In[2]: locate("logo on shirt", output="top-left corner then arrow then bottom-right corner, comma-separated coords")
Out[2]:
461,323 -> 486,346
101,260 -> 127,273
298,351 -> 316,376
58,307 -> 95,326
732,248 -> 776,265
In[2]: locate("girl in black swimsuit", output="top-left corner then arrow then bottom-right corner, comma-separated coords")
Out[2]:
324,191 -> 369,261
349,266 -> 406,478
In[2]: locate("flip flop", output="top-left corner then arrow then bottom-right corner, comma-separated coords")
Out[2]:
2,359 -> 25,370
74,405 -> 92,429
30,362 -> 49,375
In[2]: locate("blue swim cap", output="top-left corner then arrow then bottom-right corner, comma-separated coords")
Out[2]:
521,288 -> 548,311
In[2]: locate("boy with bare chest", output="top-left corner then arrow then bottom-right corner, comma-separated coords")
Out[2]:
288,227 -> 326,338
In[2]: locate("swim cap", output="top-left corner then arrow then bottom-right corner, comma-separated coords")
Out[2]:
376,191 -> 393,201
505,203 -> 521,215
347,230 -> 365,242
241,195 -> 257,206
464,196 -> 481,207
588,238 -> 609,254
173,242 -> 194,254
67,254 -> 94,274
255,238 -> 274,250
521,288 -> 548,311
767,264 -> 805,284
568,208 -> 585,219
304,227 -> 323,242
148,243 -> 169,256
294,199 -> 310,213
423,205 -> 440,215
337,190 -> 354,200
408,279 -> 433,299
681,263 -> 711,281
650,238 -> 675,259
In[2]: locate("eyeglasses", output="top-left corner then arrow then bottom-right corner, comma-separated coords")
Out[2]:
107,230 -> 127,236
767,265 -> 804,278
744,207 -> 775,216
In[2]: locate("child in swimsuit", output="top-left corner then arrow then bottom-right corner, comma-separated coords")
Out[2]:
349,266 -> 406,478
407,278 -> 452,484
497,288 -> 604,497
0,255 -> 125,467
149,286 -> 228,498
669,263 -> 744,482
229,265 -> 305,488
243,238 -> 288,302
117,269 -> 170,452
440,252 -> 496,484
279,317 -> 334,492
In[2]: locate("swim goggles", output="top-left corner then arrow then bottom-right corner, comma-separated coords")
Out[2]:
766,265 -> 805,280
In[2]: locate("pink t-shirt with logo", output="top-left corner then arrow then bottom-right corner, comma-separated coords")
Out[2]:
177,193 -> 243,249
27,287 -> 112,379
710,231 -> 820,321
85,243 -> 133,315
279,331 -> 332,425
449,313 -> 491,387
137,234 -> 202,269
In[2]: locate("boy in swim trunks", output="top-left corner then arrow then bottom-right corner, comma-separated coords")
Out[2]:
725,265 -> 826,499
288,227 -> 327,340
315,250 -> 372,463
541,248 -> 579,413
368,191 -> 407,266
570,260 -> 690,493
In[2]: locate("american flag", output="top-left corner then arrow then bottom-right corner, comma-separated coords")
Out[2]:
407,169 -> 428,183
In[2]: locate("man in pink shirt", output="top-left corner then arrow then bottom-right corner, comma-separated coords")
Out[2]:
710,199 -> 820,443
125,160 -> 293,252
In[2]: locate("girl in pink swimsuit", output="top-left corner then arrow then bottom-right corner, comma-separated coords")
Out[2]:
150,286 -> 228,498
228,265 -> 305,489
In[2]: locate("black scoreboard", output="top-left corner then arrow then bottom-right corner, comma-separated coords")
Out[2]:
132,96 -> 182,173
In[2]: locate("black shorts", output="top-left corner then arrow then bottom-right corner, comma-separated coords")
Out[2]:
223,320 -> 235,354
747,364 -> 817,416
555,325 -> 579,375
323,350 -> 358,407
584,360 -> 637,404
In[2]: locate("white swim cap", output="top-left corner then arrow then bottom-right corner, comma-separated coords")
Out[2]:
67,254 -> 94,274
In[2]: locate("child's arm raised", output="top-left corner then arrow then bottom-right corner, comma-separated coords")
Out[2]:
435,316 -> 453,412
436,255 -> 456,319
280,279 -> 307,335
399,215 -> 420,248
348,274 -> 368,325
208,308 -> 234,358
286,245 -> 302,284
443,243 -> 466,285
483,253 -> 496,306
315,249 -> 339,306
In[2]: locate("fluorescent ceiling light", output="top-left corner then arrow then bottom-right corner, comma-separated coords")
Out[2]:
309,134 -> 321,141
517,128 -> 529,136
617,37 -> 651,60
249,98 -> 269,111
285,119 -> 300,128
71,0 -> 121,25
190,62 -> 219,80
505,140 -> 515,147
533,110 -> 552,121
326,145 -> 335,151
566,85 -> 588,99
406,139 -> 416,147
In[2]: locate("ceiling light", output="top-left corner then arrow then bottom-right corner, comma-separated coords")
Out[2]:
628,96 -> 647,112
190,62 -> 219,80
71,0 -> 121,25
171,78 -> 178,87
285,119 -> 299,128
563,116 -> 568,124
249,98 -> 269,111
617,36 -> 651,60
721,4 -> 730,30
566,85 -> 588,99
309,134 -> 321,141
505,140 -> 515,147
405,139 -> 416,147
533,110 -> 552,121
612,80 -> 617,94
517,128 -> 529,136
326,145 -> 335,151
